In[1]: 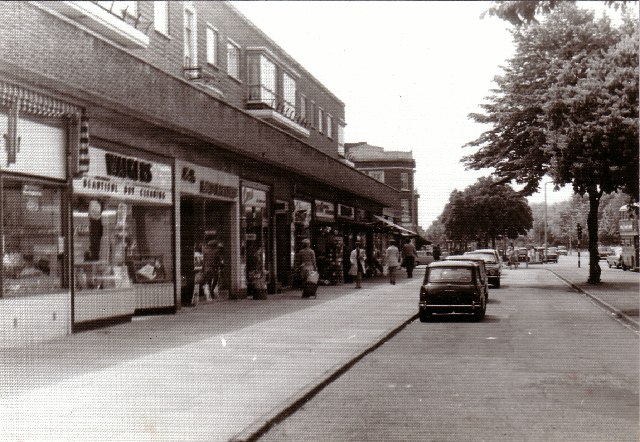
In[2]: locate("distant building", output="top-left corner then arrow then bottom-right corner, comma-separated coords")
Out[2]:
344,142 -> 419,234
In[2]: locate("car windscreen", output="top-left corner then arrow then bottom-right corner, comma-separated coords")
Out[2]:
428,267 -> 473,283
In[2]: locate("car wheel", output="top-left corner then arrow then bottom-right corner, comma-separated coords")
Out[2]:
419,309 -> 431,322
608,262 -> 612,268
474,296 -> 486,321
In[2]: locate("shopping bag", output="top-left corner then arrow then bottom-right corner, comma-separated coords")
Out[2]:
307,270 -> 320,284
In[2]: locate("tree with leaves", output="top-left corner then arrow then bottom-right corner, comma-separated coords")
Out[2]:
441,177 -> 533,248
464,4 -> 638,283
484,0 -> 629,26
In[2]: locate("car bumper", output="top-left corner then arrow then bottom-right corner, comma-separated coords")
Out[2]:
420,300 -> 483,312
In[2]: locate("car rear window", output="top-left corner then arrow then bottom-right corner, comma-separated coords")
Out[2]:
428,267 -> 473,283
466,253 -> 496,263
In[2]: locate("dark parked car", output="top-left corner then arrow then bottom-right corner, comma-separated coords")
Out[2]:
419,261 -> 487,322
464,251 -> 502,288
444,255 -> 489,299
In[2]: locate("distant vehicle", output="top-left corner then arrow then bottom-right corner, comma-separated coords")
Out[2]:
444,255 -> 489,298
557,246 -> 568,256
546,247 -> 559,263
597,245 -> 614,260
419,261 -> 487,322
606,247 -> 623,269
619,203 -> 639,271
516,247 -> 530,262
464,250 -> 501,288
415,249 -> 434,266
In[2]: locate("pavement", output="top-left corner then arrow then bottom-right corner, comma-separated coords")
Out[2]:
1,260 -> 637,442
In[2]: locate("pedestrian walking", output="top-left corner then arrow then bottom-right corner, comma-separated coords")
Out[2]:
349,241 -> 366,288
401,239 -> 418,278
433,244 -> 441,261
293,239 -> 318,298
384,240 -> 401,285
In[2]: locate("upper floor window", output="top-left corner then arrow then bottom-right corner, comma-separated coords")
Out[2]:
401,172 -> 410,191
206,24 -> 218,65
248,54 -> 276,106
154,1 -> 169,35
310,101 -> 316,129
183,4 -> 197,67
299,94 -> 307,120
227,39 -> 241,80
283,72 -> 296,118
368,170 -> 384,183
401,199 -> 409,213
317,107 -> 324,134
326,114 -> 333,139
338,123 -> 345,156
97,1 -> 138,19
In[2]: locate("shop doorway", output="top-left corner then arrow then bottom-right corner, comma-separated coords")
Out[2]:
274,211 -> 291,289
180,196 -> 232,305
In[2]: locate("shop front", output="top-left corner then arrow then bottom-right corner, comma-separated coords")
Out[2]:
241,181 -> 270,298
72,146 -> 174,330
177,160 -> 239,304
0,83 -> 76,346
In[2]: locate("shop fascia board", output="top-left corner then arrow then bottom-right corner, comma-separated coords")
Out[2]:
0,6 -> 397,206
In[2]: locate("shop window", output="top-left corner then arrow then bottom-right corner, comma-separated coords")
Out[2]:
73,197 -> 173,292
2,179 -> 65,297
241,186 -> 269,288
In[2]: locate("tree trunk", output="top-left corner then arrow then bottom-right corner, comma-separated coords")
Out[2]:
587,189 -> 602,284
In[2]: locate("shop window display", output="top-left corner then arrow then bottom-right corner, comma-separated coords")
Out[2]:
73,197 -> 172,291
2,179 -> 65,297
241,186 -> 269,293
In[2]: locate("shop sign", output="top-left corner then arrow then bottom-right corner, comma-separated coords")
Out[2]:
177,160 -> 239,201
73,146 -> 172,205
315,199 -> 335,222
294,199 -> 311,226
0,111 -> 66,180
337,204 -> 355,220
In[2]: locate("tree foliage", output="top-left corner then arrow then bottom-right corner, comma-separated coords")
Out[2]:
440,177 -> 533,247
484,0 -> 629,26
464,4 -> 639,282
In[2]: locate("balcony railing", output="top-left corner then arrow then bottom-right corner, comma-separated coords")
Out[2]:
247,85 -> 311,129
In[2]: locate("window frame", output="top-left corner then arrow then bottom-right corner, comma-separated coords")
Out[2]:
205,23 -> 219,66
326,113 -> 333,139
183,3 -> 197,68
368,170 -> 385,183
317,107 -> 324,134
401,172 -> 410,191
154,0 -> 169,36
226,38 -> 241,80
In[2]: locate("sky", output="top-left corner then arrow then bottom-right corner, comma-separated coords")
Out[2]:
230,1 -> 580,228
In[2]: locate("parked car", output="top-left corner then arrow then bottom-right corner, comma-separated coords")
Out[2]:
444,255 -> 489,299
557,246 -> 568,256
465,250 -> 502,288
545,247 -> 559,263
606,246 -> 623,269
598,245 -> 614,260
415,249 -> 434,266
419,261 -> 487,322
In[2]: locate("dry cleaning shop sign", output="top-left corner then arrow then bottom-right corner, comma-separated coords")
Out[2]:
73,147 -> 172,204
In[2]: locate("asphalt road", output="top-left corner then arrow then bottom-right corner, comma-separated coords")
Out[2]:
259,266 -> 639,441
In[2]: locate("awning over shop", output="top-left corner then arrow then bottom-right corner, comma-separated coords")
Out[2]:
373,215 -> 418,237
